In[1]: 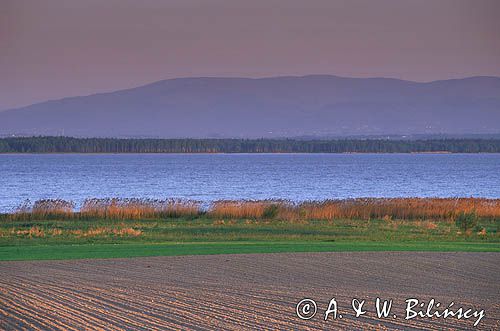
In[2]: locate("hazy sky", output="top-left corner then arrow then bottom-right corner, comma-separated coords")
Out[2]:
1,0 -> 499,110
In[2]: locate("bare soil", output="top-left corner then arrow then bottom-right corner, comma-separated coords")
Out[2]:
1,252 -> 499,330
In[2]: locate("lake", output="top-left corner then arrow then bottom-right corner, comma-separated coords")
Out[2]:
0,153 -> 499,212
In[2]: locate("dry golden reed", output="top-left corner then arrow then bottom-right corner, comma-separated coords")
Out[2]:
78,227 -> 142,237
80,199 -> 200,219
6,197 -> 500,222
113,227 -> 142,236
284,198 -> 500,221
50,228 -> 63,236
80,198 -> 200,220
15,226 -> 45,238
8,198 -> 200,221
414,220 -> 438,230
208,200 -> 278,219
10,199 -> 75,221
211,198 -> 500,221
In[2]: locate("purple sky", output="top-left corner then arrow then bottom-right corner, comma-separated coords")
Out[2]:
1,0 -> 499,111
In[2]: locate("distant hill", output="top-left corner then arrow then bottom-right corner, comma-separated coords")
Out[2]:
1,75 -> 499,137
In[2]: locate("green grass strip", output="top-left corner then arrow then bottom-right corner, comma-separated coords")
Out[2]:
1,241 -> 499,261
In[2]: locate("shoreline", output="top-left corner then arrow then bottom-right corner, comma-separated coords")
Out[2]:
1,151 -> 500,155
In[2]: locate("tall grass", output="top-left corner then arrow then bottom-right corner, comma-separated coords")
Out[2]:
80,198 -> 200,219
5,197 -> 500,222
292,198 -> 500,221
8,198 -> 200,221
10,199 -> 75,221
210,198 -> 500,221
208,200 -> 283,219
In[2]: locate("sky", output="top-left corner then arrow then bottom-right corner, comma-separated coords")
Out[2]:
1,0 -> 499,111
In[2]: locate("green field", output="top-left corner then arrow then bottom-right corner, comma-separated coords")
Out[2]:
2,241 -> 499,261
1,217 -> 498,260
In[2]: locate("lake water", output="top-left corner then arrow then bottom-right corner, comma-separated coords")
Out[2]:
0,153 -> 499,212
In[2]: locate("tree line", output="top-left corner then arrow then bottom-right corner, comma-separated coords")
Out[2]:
0,136 -> 499,153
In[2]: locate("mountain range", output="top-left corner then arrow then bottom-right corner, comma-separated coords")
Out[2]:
1,75 -> 499,137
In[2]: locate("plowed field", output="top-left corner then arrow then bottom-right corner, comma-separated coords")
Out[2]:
1,252 -> 498,330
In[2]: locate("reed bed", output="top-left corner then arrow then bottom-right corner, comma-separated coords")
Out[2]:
208,200 -> 282,219
5,197 -> 500,222
303,198 -> 499,221
291,198 -> 500,221
79,198 -> 200,219
210,198 -> 500,221
10,199 -> 75,221
8,198 -> 200,221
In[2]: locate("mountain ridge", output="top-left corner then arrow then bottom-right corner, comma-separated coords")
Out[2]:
4,74 -> 500,112
1,75 -> 499,138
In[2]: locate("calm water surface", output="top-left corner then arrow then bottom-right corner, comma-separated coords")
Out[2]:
0,153 -> 499,212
